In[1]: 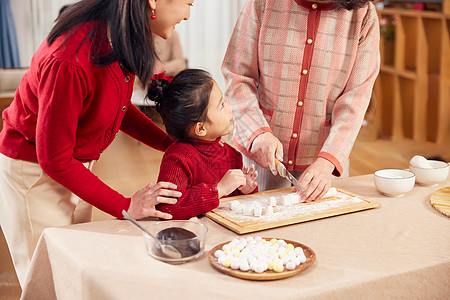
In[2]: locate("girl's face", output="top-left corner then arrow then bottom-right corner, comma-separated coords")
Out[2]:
203,82 -> 234,141
149,0 -> 193,39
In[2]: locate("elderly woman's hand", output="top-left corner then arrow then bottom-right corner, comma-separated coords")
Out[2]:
127,182 -> 182,219
250,132 -> 283,174
297,157 -> 334,202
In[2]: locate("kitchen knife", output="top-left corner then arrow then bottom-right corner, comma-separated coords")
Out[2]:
274,159 -> 306,192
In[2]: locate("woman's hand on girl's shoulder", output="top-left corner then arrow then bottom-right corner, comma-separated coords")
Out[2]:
127,182 -> 182,220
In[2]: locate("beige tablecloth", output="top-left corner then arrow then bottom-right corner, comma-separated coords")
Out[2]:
21,174 -> 450,299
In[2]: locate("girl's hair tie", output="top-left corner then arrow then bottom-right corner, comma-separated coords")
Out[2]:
151,71 -> 174,83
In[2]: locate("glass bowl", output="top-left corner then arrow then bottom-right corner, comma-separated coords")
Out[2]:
143,220 -> 208,264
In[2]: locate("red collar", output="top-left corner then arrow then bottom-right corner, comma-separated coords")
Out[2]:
190,138 -> 225,158
294,0 -> 337,10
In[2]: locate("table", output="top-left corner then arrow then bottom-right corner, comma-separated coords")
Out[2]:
21,174 -> 450,299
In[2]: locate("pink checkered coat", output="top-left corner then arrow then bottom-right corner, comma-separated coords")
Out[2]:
222,0 -> 380,176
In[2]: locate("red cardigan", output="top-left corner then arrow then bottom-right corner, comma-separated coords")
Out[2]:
157,138 -> 257,220
0,21 -> 173,219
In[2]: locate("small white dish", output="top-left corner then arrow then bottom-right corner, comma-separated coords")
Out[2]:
374,169 -> 415,197
409,160 -> 449,186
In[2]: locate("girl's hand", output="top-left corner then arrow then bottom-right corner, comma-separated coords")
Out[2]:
217,169 -> 246,198
127,182 -> 182,219
250,132 -> 283,175
297,157 -> 334,202
239,164 -> 258,194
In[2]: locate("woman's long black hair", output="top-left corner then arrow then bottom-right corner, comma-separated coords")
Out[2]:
47,0 -> 156,85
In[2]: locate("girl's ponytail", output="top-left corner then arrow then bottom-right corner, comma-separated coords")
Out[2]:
147,72 -> 174,108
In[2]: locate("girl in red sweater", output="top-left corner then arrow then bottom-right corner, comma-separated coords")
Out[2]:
148,69 -> 258,220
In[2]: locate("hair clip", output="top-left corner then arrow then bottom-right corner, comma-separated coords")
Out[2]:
151,71 -> 174,83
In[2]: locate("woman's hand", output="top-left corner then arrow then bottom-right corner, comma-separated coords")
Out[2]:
217,169 -> 246,198
239,164 -> 258,194
297,157 -> 334,202
250,132 -> 283,175
127,182 -> 182,219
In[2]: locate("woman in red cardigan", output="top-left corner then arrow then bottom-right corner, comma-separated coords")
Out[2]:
0,0 -> 193,287
148,69 -> 258,220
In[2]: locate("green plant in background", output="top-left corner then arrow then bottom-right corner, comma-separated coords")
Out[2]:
380,15 -> 397,41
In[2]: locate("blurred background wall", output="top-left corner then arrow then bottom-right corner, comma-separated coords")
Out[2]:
9,0 -> 247,89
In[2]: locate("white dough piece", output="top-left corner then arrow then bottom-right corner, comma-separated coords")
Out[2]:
233,204 -> 245,214
267,196 -> 277,206
244,205 -> 254,216
289,193 -> 301,204
323,187 -> 338,198
229,200 -> 240,210
280,195 -> 292,206
264,206 -> 274,216
410,155 -> 432,168
253,206 -> 262,217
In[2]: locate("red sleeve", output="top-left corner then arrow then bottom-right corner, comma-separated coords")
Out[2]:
36,59 -> 130,219
156,150 -> 220,220
120,104 -> 173,151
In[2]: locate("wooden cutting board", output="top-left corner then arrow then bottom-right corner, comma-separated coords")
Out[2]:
430,186 -> 450,218
206,187 -> 380,234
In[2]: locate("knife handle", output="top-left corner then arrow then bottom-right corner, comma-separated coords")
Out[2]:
274,159 -> 286,177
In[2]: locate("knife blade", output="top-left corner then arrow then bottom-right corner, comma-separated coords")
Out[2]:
274,159 -> 306,192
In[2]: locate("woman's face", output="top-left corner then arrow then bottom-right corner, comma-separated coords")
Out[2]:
150,0 -> 194,39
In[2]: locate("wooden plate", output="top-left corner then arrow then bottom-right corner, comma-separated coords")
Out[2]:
208,238 -> 316,280
430,186 -> 450,218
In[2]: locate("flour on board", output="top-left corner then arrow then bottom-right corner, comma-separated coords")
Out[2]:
216,190 -> 364,224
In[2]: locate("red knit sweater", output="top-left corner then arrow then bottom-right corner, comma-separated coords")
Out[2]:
157,138 -> 257,220
0,21 -> 173,219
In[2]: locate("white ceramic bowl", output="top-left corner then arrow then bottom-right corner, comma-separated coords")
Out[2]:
409,160 -> 449,186
143,220 -> 208,264
374,169 -> 415,197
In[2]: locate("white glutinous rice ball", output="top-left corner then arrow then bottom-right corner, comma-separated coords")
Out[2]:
323,187 -> 338,198
253,262 -> 267,273
239,260 -> 250,271
264,206 -> 274,216
214,249 -> 225,259
231,259 -> 241,270
277,239 -> 287,247
410,155 -> 432,169
285,261 -> 296,271
297,252 -> 307,263
222,243 -> 232,251
294,247 -> 304,255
